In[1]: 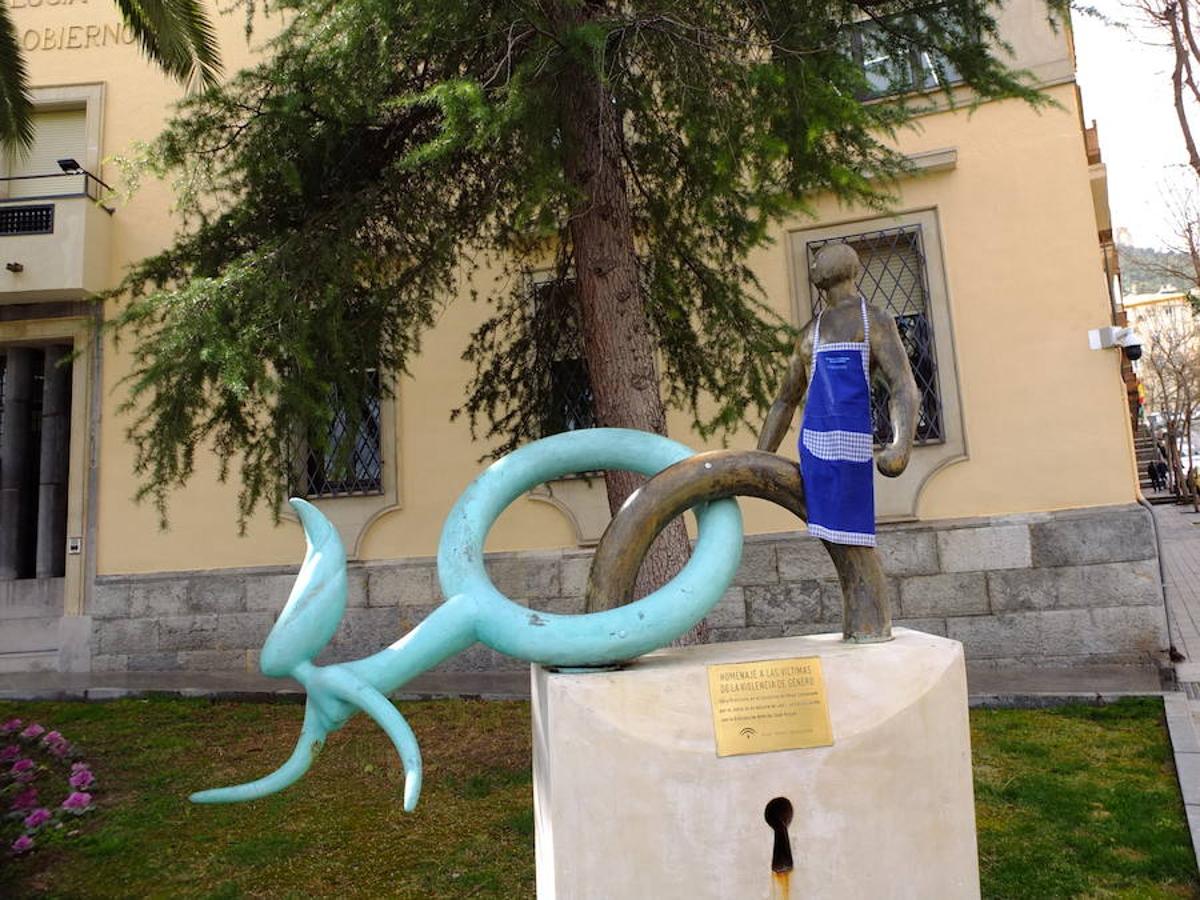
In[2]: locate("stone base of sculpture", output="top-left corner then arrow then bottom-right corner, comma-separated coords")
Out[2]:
531,629 -> 980,900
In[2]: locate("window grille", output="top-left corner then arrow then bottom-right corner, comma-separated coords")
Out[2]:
848,20 -> 962,98
304,371 -> 384,498
0,205 -> 53,236
532,278 -> 596,436
808,224 -> 945,445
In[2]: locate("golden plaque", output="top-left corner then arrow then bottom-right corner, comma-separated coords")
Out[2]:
707,657 -> 833,757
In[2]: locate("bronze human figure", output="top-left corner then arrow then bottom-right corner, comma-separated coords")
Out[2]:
756,243 -> 920,640
583,244 -> 919,643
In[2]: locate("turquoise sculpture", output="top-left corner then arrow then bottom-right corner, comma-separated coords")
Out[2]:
191,428 -> 745,812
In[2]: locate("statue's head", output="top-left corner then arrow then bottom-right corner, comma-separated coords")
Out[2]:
810,243 -> 861,291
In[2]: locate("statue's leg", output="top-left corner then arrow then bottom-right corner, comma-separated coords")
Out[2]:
821,541 -> 892,642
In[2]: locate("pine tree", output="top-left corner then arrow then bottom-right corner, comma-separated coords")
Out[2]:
112,0 -> 1057,607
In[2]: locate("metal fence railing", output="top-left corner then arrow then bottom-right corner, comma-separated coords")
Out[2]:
0,169 -> 114,235
0,169 -> 112,205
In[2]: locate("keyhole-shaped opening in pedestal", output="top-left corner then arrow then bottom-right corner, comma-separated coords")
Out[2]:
764,796 -> 794,873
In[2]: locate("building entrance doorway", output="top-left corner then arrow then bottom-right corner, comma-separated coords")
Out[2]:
0,344 -> 72,580
0,339 -> 78,674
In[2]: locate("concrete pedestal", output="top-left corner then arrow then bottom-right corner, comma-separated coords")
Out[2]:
532,629 -> 979,900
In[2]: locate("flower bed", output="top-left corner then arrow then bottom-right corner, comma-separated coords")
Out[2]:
1,717 -> 96,856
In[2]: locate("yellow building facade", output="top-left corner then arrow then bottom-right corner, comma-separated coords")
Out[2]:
0,0 -> 1166,675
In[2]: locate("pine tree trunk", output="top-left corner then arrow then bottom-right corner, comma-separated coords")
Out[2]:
558,15 -> 701,641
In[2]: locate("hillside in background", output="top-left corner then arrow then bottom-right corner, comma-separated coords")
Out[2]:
1119,244 -> 1194,295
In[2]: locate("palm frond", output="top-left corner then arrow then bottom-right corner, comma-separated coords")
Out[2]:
0,4 -> 33,149
115,0 -> 223,91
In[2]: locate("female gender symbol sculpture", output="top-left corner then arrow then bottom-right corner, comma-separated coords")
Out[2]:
191,428 -> 746,812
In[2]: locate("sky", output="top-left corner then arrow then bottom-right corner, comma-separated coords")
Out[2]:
1073,0 -> 1194,248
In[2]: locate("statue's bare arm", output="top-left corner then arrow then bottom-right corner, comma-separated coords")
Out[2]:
869,309 -> 920,477
757,348 -> 809,453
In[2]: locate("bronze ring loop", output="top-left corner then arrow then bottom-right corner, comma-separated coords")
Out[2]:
584,450 -> 807,613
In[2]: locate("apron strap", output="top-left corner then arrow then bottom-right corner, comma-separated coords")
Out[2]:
814,298 -> 870,349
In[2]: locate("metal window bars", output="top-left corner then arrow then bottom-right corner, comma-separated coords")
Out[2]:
530,278 -> 597,437
304,372 -> 385,498
0,205 -> 54,236
808,224 -> 945,445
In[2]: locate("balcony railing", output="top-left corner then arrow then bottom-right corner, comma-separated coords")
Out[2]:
0,169 -> 113,207
0,170 -> 113,240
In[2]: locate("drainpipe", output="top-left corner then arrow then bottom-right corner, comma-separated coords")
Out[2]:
1137,492 -> 1184,663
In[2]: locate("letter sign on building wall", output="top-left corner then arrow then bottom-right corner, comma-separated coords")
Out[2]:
2,0 -> 140,54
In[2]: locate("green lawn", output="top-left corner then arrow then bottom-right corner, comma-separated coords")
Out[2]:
972,699 -> 1198,899
0,696 -> 1195,899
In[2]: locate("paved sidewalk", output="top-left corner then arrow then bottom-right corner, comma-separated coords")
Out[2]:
1152,502 -> 1200,873
1163,693 -> 1200,872
1156,502 -> 1200,661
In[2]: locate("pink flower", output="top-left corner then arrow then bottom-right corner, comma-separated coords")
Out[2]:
68,768 -> 94,790
9,786 -> 37,811
10,834 -> 33,854
44,738 -> 70,759
22,807 -> 51,830
60,791 -> 92,814
40,731 -> 62,745
0,744 -> 19,762
10,758 -> 34,775
70,762 -> 89,774
0,718 -> 21,735
18,724 -> 44,740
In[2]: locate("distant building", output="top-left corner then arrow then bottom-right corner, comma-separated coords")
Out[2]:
1124,290 -> 1194,321
1123,291 -> 1200,470
0,1 -> 1166,676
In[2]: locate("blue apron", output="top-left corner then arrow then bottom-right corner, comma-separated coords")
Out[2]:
799,298 -> 876,547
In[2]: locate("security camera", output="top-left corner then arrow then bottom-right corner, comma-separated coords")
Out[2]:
1088,326 -> 1144,361
1114,328 -> 1144,361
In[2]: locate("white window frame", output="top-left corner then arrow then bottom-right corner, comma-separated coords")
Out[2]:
0,84 -> 104,199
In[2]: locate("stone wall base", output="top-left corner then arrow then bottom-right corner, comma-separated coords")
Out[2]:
89,503 -> 1168,674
